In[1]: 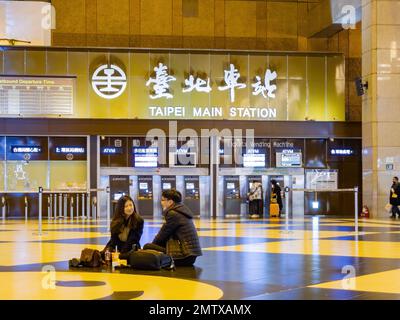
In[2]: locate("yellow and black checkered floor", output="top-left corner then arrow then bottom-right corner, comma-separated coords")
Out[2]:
1,216 -> 400,300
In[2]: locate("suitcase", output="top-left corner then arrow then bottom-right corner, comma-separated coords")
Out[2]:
270,203 -> 280,217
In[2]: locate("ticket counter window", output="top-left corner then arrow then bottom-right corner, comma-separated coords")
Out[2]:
6,161 -> 48,191
50,161 -> 87,190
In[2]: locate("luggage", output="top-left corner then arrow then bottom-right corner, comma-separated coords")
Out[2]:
270,203 -> 280,217
127,249 -> 175,270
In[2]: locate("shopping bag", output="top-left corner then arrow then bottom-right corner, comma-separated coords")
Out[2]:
385,203 -> 392,213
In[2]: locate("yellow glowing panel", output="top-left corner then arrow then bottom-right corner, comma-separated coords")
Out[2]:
46,51 -> 68,75
4,50 -> 24,74
0,161 -> 4,190
287,56 -> 306,121
327,55 -> 345,121
25,50 -> 46,75
307,57 -> 326,121
6,161 -> 48,191
49,161 -> 87,190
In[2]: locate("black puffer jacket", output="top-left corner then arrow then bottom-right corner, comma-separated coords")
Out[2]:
153,204 -> 202,257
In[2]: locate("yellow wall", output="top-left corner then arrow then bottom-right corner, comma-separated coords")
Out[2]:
49,0 -> 361,121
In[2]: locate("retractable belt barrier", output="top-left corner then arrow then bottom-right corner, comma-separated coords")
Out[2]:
31,187 -> 107,236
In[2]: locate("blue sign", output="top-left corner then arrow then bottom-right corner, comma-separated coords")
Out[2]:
330,149 -> 353,156
101,147 -> 123,155
55,146 -> 86,154
11,146 -> 42,153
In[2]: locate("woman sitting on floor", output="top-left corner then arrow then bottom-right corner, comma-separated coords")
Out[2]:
103,195 -> 144,254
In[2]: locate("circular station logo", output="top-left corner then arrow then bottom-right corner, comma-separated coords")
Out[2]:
91,64 -> 127,99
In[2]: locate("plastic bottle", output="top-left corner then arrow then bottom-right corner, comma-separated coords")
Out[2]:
105,249 -> 111,266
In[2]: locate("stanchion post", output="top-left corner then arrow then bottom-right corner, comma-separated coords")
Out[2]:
355,186 -> 359,235
86,193 -> 90,220
38,187 -> 43,236
285,187 -> 290,232
2,196 -> 5,220
70,196 -> 74,220
81,193 -> 85,220
106,186 -> 110,232
48,195 -> 52,220
24,196 -> 28,221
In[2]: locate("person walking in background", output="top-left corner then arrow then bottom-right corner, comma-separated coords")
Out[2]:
389,176 -> 400,219
103,195 -> 144,254
271,179 -> 283,218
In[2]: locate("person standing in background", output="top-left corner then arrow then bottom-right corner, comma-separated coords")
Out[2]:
389,177 -> 400,219
271,179 -> 283,218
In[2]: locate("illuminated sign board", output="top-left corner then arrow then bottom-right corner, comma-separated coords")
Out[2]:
0,48 -> 345,121
133,147 -> 158,168
55,147 -> 86,154
101,147 -> 123,155
330,148 -> 354,156
11,146 -> 42,153
0,76 -> 74,116
276,149 -> 302,167
243,149 -> 266,168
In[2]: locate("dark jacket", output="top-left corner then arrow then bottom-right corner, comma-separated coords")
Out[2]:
106,215 -> 144,253
390,182 -> 400,206
153,204 -> 202,257
272,184 -> 283,208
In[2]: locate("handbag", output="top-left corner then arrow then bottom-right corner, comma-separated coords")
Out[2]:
166,238 -> 190,259
385,203 -> 392,213
79,248 -> 104,267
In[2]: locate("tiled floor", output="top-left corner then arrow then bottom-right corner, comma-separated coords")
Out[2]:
1,216 -> 400,300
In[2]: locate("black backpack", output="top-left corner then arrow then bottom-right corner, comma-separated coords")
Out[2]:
127,249 -> 175,270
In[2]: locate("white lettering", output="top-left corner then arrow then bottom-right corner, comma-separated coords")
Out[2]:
146,63 -> 176,99
252,69 -> 277,99
183,75 -> 212,93
218,64 -> 246,103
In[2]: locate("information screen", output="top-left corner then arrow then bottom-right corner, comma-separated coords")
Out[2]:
186,183 -> 195,190
139,183 -> 148,190
113,193 -> 124,201
276,149 -> 302,167
227,183 -> 235,190
133,147 -> 158,168
243,153 -> 266,168
162,183 -> 172,190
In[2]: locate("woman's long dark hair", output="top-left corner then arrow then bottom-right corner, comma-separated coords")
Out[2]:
110,195 -> 143,233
